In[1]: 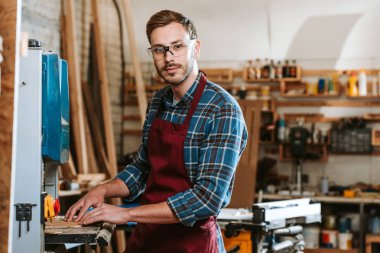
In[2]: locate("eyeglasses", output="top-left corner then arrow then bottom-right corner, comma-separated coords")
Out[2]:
147,40 -> 195,60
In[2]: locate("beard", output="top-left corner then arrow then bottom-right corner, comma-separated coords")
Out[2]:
155,56 -> 195,87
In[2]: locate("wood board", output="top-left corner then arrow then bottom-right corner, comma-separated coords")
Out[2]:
45,217 -> 115,246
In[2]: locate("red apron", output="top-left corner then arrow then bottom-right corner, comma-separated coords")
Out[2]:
124,73 -> 218,253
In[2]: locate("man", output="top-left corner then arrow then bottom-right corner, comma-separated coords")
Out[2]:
65,9 -> 248,253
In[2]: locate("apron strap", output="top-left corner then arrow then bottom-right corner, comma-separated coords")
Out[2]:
154,71 -> 208,126
183,72 -> 207,126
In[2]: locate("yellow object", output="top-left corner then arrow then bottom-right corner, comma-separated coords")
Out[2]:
348,72 -> 358,96
222,230 -> 252,253
44,194 -> 55,220
343,190 -> 355,198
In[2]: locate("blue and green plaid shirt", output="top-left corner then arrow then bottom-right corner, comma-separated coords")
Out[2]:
116,72 -> 248,252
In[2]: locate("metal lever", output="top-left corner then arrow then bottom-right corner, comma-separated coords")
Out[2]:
273,225 -> 303,235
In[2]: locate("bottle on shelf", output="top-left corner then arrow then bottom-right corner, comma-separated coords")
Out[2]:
320,175 -> 329,195
247,60 -> 256,80
261,58 -> 270,79
318,78 -> 326,94
358,69 -> 367,96
327,76 -> 335,95
255,58 -> 262,79
275,60 -> 283,79
290,59 -> 297,78
277,117 -> 286,143
348,71 -> 358,96
372,75 -> 378,96
269,59 -> 276,80
339,71 -> 348,92
282,60 -> 290,78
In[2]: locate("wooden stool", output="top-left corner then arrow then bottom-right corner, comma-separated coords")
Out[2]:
366,234 -> 380,253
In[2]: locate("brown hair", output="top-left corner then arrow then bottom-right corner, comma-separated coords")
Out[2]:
146,10 -> 197,43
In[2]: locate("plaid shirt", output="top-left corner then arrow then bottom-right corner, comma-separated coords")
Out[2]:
116,72 -> 248,251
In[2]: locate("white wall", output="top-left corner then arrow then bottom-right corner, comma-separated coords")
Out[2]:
129,0 -> 380,69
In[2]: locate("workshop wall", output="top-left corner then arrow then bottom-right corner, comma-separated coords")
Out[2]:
0,0 -> 19,252
21,0 -> 125,157
20,0 -> 380,186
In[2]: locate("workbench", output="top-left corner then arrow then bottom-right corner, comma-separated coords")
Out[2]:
258,193 -> 380,253
44,216 -> 115,246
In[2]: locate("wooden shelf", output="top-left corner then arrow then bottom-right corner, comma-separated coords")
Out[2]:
242,65 -> 302,83
284,113 -> 324,122
372,129 -> 380,146
364,113 -> 380,121
274,100 -> 380,107
202,68 -> 234,84
346,94 -> 380,99
279,143 -> 328,162
366,234 -> 380,253
220,84 -> 281,92
302,69 -> 380,77
280,80 -> 341,98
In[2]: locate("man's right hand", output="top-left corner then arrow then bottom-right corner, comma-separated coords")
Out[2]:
64,185 -> 107,222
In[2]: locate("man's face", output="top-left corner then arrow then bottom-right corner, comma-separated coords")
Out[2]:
149,22 -> 200,86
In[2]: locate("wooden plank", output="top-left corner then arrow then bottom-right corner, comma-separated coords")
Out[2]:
274,100 -> 380,107
62,0 -> 89,173
228,101 -> 261,208
366,234 -> 380,253
82,80 -> 111,177
91,1 -> 126,251
0,1 -> 19,252
121,0 -> 148,125
77,173 -> 106,183
303,69 -> 380,77
122,129 -> 142,136
123,114 -> 142,121
84,108 -> 99,173
91,0 -> 117,177
45,217 -> 115,246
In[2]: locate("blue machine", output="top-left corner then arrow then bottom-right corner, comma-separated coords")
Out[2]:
10,39 -> 71,252
41,53 -> 70,164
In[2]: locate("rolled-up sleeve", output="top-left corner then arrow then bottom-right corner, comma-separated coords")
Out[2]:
116,143 -> 150,201
115,101 -> 155,201
167,102 -> 248,226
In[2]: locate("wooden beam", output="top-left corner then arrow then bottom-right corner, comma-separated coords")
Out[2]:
83,107 -> 99,173
91,0 -> 118,177
228,101 -> 261,208
0,1 -> 19,251
91,1 -> 126,251
82,81 -> 111,177
62,0 -> 89,173
121,0 -> 148,125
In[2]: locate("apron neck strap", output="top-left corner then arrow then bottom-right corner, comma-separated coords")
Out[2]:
155,71 -> 207,125
183,71 -> 207,126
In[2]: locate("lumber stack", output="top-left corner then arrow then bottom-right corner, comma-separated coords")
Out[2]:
61,0 -> 129,251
